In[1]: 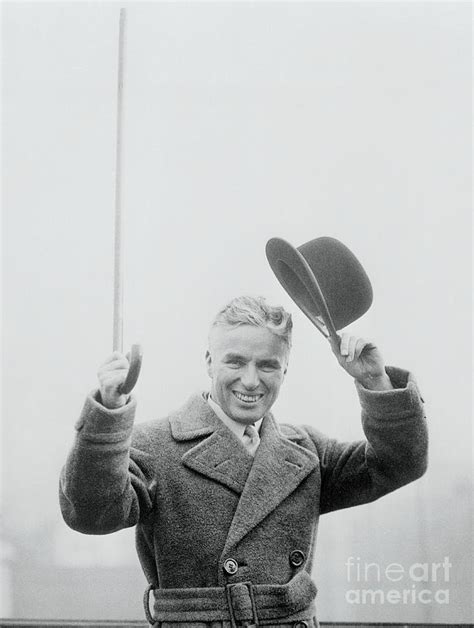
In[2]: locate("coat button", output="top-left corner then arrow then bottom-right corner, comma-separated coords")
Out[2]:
223,558 -> 239,575
289,549 -> 305,567
293,622 -> 308,628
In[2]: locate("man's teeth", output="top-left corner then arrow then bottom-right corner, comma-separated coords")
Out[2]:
234,392 -> 262,403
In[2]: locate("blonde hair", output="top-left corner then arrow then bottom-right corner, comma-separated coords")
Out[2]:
210,296 -> 292,350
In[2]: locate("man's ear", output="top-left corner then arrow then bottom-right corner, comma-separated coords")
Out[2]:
205,350 -> 212,378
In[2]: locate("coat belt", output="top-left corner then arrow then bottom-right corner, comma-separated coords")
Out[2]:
144,571 -> 317,625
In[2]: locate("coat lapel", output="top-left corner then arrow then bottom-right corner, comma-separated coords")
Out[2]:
222,413 -> 319,552
169,394 -> 319,549
169,394 -> 254,495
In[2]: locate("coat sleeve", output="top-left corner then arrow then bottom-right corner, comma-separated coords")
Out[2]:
59,391 -> 155,535
307,367 -> 428,515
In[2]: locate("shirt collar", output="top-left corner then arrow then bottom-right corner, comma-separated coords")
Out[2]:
207,393 -> 263,439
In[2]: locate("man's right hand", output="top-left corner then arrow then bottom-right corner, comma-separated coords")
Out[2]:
97,351 -> 131,409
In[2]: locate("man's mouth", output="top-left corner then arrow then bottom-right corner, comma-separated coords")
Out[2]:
233,391 -> 264,404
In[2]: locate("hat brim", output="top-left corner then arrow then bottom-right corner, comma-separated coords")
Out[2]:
265,237 -> 338,340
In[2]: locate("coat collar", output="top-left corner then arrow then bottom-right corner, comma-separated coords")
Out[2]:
169,393 -> 216,439
169,393 -> 319,548
170,393 -> 255,494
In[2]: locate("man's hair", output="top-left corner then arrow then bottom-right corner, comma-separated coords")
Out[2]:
210,296 -> 293,350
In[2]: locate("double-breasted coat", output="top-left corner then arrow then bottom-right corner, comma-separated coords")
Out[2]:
59,366 -> 428,627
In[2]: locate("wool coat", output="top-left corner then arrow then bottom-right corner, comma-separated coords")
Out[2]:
59,366 -> 428,627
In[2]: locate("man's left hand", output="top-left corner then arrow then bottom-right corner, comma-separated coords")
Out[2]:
329,333 -> 394,391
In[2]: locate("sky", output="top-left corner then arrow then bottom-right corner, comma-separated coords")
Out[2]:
1,1 -> 472,622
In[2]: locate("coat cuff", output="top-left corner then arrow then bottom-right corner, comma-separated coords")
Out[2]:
355,366 -> 424,419
74,390 -> 137,439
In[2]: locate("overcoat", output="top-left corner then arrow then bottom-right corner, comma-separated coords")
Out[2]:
59,366 -> 428,627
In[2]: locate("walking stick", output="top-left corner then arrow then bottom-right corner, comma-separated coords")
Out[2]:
113,8 -> 142,394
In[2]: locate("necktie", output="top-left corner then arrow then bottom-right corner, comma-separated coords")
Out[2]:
243,424 -> 260,457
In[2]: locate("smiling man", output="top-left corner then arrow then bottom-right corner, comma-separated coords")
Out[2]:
60,295 -> 428,627
206,315 -> 290,425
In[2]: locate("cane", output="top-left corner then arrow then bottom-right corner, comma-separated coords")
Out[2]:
113,8 -> 142,394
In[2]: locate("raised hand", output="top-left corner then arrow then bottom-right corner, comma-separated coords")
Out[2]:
97,351 -> 131,409
328,333 -> 393,391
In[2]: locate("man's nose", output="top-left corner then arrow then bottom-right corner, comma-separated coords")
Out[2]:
240,364 -> 260,389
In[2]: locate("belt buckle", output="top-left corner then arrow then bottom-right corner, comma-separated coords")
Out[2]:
226,581 -> 259,628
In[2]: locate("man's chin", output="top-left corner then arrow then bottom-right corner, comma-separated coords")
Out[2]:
228,403 -> 264,424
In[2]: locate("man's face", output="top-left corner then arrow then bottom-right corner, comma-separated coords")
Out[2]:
205,324 -> 288,424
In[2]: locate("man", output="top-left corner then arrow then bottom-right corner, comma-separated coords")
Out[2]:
60,295 -> 428,627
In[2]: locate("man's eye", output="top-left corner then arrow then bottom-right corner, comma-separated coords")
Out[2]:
260,364 -> 278,372
226,360 -> 243,367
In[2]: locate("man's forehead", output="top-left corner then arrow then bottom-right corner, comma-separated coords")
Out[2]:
209,324 -> 287,357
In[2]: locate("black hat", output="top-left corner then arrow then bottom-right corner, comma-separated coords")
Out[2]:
265,236 -> 373,341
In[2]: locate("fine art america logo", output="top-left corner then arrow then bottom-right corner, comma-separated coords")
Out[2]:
345,557 -> 451,605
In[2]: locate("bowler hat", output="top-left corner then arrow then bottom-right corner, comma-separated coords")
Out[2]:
265,237 -> 373,341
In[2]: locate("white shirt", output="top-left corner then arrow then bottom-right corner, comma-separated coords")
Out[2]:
207,394 -> 263,442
